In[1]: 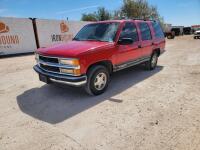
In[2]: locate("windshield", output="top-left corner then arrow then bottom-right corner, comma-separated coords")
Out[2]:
73,22 -> 119,42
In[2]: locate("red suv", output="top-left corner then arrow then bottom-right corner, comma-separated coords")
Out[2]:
34,19 -> 165,95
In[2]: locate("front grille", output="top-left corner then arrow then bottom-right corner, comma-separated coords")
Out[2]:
39,55 -> 59,63
37,55 -> 78,76
38,55 -> 60,74
40,64 -> 60,73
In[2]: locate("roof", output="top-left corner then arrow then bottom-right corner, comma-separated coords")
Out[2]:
88,19 -> 156,24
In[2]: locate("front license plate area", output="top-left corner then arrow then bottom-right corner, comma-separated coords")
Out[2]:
39,74 -> 49,83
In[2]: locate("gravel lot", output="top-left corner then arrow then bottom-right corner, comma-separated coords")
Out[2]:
0,35 -> 200,150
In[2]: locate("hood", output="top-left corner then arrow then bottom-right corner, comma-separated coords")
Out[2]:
37,41 -> 114,58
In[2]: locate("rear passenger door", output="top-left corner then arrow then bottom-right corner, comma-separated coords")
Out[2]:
138,22 -> 153,58
116,22 -> 141,65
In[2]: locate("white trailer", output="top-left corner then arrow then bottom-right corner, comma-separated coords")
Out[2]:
0,17 -> 90,56
0,17 -> 37,55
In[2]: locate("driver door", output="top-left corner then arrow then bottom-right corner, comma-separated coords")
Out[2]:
115,22 -> 141,66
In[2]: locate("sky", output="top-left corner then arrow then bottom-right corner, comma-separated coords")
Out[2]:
0,0 -> 200,26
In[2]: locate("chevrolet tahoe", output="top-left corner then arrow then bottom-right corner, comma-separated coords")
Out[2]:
34,19 -> 166,95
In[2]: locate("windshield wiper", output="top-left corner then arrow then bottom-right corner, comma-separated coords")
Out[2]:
73,38 -> 109,42
86,39 -> 108,42
73,37 -> 80,41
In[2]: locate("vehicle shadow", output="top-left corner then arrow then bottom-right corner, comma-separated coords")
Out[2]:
17,65 -> 163,124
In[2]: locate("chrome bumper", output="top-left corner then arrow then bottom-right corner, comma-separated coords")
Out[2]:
33,65 -> 87,87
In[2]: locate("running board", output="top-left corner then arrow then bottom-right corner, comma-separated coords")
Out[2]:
113,57 -> 150,72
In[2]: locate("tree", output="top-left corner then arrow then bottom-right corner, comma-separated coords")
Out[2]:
81,13 -> 97,21
95,7 -> 112,21
81,7 -> 112,21
117,0 -> 165,25
120,0 -> 160,19
81,1 -> 164,24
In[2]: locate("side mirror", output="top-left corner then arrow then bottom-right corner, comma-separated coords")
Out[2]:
118,38 -> 133,45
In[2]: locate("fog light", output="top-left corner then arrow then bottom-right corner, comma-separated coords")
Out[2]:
60,68 -> 74,74
60,68 -> 81,76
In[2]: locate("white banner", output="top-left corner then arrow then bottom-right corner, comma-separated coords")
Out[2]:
35,19 -> 90,48
0,17 -> 37,55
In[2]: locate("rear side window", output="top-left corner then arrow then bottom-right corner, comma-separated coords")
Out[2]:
119,22 -> 139,42
152,22 -> 164,38
139,22 -> 152,41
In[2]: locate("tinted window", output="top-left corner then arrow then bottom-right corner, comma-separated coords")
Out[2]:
139,22 -> 152,41
152,22 -> 164,38
119,22 -> 139,42
74,23 -> 119,42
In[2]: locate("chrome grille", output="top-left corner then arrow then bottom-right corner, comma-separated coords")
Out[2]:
39,55 -> 59,63
40,64 -> 60,73
37,55 -> 79,76
38,55 -> 61,74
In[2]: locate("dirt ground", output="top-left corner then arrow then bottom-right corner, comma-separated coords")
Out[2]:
0,35 -> 200,150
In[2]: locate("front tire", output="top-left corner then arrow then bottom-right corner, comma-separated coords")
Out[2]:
85,65 -> 110,95
145,52 -> 158,70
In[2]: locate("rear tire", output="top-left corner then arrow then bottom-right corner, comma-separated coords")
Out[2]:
167,35 -> 172,39
145,52 -> 158,70
85,65 -> 110,95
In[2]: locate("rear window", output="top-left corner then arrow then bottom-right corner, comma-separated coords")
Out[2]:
139,22 -> 152,41
152,22 -> 165,38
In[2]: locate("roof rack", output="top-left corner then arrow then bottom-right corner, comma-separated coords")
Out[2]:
132,18 -> 145,20
132,18 -> 156,22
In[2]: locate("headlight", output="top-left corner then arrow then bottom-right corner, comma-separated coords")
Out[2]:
59,58 -> 80,66
59,58 -> 81,76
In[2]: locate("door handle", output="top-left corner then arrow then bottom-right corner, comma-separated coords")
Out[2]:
152,42 -> 154,45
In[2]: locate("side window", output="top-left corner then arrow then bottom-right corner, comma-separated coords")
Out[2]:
152,22 -> 164,38
119,22 -> 139,42
139,22 -> 152,41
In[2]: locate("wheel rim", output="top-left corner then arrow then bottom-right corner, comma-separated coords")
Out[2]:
94,72 -> 107,91
151,54 -> 157,68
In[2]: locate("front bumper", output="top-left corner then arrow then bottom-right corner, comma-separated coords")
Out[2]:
33,65 -> 87,87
